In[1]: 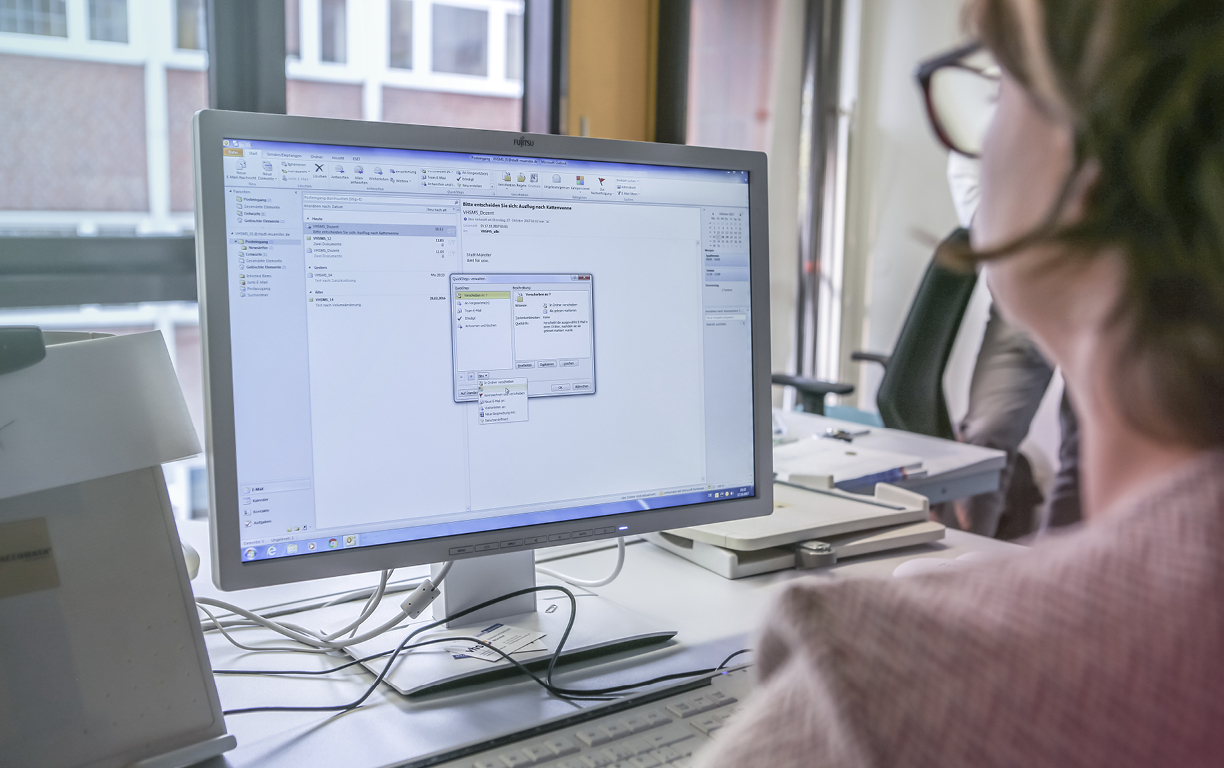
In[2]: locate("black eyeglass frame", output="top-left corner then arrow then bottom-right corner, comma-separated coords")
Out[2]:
915,41 -> 1001,158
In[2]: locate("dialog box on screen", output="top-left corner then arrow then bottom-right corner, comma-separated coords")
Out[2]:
451,273 -> 595,402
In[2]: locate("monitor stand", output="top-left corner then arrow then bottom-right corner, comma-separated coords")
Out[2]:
366,550 -> 676,697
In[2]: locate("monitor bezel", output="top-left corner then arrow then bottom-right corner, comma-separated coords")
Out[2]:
193,109 -> 774,591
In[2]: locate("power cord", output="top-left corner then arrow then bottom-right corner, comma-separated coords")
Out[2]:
196,560 -> 453,654
197,574 -> 427,631
217,582 -> 752,715
535,537 -> 626,588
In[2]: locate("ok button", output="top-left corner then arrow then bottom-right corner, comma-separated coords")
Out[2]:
551,383 -> 572,392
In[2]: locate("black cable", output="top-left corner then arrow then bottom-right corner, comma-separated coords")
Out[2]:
223,585 -> 581,715
716,648 -> 753,671
219,584 -> 753,715
218,645 -> 752,699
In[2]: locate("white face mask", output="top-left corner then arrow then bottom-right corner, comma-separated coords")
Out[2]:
947,151 -> 981,229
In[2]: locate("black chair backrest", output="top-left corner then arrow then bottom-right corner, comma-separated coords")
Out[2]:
876,229 -> 978,440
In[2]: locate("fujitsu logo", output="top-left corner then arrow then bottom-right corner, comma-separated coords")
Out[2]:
513,136 -> 534,147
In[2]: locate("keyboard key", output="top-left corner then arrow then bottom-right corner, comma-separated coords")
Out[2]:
621,715 -> 652,733
622,737 -> 653,756
691,715 -> 723,736
673,738 -> 699,758
598,722 -> 631,741
600,743 -> 635,762
641,711 -> 673,729
498,753 -> 534,767
650,746 -> 680,763
577,755 -> 612,768
627,756 -> 660,768
705,691 -> 738,708
544,736 -> 580,757
665,701 -> 699,718
556,760 -> 587,768
575,728 -> 610,747
522,744 -> 554,761
687,695 -> 717,713
473,761 -> 502,768
642,726 -> 692,749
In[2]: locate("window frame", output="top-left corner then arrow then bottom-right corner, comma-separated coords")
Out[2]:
0,0 -> 544,311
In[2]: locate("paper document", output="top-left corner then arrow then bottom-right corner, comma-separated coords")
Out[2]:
0,332 -> 200,501
774,438 -> 924,488
436,623 -> 547,662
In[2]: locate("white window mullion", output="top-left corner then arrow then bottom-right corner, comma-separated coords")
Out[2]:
415,0 -> 431,77
65,0 -> 87,42
301,0 -> 322,66
139,0 -> 173,232
361,0 -> 388,120
487,4 -> 506,85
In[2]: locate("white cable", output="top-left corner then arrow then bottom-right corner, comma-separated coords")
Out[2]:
196,560 -> 454,654
321,569 -> 392,642
433,559 -> 453,584
535,537 -> 625,588
196,602 -> 335,654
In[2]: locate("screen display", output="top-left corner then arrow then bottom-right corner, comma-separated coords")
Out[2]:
220,139 -> 755,563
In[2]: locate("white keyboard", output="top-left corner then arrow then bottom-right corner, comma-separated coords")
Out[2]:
400,666 -> 753,768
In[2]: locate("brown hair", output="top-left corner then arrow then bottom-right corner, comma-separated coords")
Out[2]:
970,0 -> 1224,448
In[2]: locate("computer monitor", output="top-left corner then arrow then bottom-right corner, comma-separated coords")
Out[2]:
193,110 -> 772,612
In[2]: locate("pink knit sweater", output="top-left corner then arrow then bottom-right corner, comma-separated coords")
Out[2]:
698,452 -> 1224,767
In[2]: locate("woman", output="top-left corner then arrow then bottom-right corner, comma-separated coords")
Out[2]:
699,0 -> 1224,764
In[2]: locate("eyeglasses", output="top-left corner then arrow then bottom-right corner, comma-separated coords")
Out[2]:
916,42 -> 1001,158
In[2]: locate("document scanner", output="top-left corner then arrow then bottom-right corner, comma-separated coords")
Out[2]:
645,478 -> 943,579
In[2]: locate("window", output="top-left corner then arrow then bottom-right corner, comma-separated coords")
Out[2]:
0,0 -> 66,37
687,0 -> 781,152
0,12 -> 207,232
388,0 -> 412,70
288,0 -> 522,130
285,0 -> 300,58
176,0 -> 205,50
431,4 -> 487,77
320,0 -> 346,63
505,11 -> 522,81
88,0 -> 127,43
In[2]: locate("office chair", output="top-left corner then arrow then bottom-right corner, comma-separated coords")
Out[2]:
851,227 -> 978,440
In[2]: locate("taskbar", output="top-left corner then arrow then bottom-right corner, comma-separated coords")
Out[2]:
240,484 -> 755,563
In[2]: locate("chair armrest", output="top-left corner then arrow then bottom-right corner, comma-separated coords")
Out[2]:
771,374 -> 855,416
770,374 -> 854,396
850,351 -> 891,368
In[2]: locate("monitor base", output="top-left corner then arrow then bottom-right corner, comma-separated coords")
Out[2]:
380,595 -> 676,696
349,551 -> 676,696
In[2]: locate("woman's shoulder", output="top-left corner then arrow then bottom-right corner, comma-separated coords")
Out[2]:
722,453 -> 1224,768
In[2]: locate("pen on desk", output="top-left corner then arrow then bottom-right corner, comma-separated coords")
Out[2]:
820,427 -> 871,442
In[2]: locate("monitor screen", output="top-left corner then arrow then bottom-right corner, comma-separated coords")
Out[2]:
215,136 -> 756,566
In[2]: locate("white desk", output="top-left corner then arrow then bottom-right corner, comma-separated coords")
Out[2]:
182,521 -> 1021,768
774,409 -> 1006,504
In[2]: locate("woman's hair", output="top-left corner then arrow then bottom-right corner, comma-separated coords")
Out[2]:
971,0 -> 1224,448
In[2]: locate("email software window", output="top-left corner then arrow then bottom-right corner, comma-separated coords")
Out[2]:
220,139 -> 755,559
